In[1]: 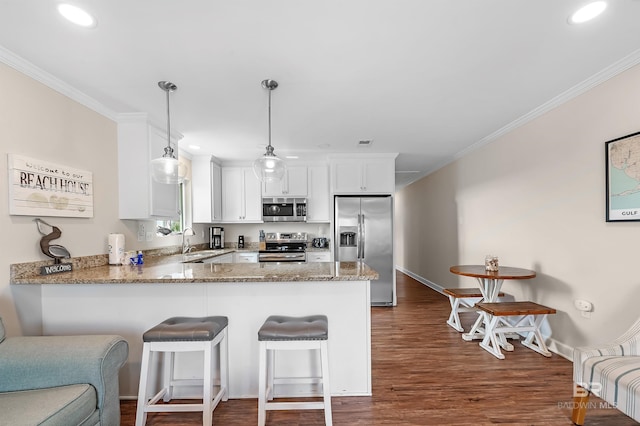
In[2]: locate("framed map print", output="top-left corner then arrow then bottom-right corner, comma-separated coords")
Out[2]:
606,131 -> 640,222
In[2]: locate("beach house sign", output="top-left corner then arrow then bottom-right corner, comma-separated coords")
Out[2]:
8,154 -> 93,218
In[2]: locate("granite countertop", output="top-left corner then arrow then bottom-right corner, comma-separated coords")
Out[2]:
10,249 -> 376,284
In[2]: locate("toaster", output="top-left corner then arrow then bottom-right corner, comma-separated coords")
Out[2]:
312,237 -> 328,248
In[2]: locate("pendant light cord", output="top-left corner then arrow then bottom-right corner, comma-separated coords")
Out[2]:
165,87 -> 172,153
267,88 -> 272,149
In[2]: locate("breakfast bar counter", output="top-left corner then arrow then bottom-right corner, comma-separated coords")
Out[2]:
10,257 -> 376,399
11,256 -> 377,284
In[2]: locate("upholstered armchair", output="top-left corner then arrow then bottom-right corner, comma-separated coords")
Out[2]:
572,317 -> 640,425
0,317 -> 128,425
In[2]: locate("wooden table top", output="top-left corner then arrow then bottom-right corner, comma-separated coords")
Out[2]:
449,265 -> 536,280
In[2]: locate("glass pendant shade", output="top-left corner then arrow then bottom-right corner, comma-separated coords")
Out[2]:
253,145 -> 286,182
151,153 -> 183,184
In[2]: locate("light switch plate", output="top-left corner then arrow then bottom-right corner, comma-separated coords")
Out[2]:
146,231 -> 154,242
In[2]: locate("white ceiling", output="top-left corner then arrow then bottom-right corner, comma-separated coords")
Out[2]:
2,0 -> 640,188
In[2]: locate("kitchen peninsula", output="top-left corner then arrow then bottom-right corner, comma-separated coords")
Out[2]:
10,253 -> 377,399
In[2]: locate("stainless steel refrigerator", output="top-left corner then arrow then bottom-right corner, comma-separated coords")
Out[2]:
334,195 -> 394,306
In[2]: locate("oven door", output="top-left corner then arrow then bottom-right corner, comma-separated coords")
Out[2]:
258,252 -> 306,262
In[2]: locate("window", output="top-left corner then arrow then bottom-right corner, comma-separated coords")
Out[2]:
156,182 -> 186,235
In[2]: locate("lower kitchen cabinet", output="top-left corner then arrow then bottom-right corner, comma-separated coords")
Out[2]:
202,253 -> 234,264
306,251 -> 331,262
234,252 -> 258,263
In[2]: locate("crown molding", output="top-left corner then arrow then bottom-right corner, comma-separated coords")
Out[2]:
453,47 -> 640,163
398,48 -> 640,189
0,45 -> 119,121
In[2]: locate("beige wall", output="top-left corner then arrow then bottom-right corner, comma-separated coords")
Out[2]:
0,63 -> 203,336
0,63 -> 115,335
396,63 -> 640,357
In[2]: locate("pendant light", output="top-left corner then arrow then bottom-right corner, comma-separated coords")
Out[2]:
253,79 -> 286,182
151,81 -> 184,184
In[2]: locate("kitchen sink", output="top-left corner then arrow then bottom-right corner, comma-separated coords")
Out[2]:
181,250 -> 224,262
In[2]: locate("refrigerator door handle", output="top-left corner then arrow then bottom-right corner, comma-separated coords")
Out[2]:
356,214 -> 362,259
360,213 -> 365,259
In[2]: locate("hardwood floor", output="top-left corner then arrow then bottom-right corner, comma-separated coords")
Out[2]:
120,272 -> 637,425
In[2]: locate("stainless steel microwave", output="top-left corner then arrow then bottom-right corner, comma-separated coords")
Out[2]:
262,197 -> 307,222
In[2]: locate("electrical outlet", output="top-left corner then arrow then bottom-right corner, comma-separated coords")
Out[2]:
574,299 -> 593,312
137,223 -> 145,242
146,231 -> 154,242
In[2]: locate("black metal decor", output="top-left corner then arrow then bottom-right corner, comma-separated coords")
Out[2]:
34,218 -> 72,274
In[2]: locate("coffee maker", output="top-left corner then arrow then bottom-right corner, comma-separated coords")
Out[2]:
209,227 -> 224,249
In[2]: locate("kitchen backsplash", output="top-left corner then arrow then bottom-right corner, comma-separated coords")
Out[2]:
218,223 -> 330,245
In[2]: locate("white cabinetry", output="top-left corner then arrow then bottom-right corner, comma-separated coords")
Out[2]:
234,252 -> 259,263
192,156 -> 222,223
306,164 -> 330,222
202,253 -> 233,263
307,251 -> 331,262
262,165 -> 308,197
117,114 -> 180,219
221,167 -> 262,222
329,154 -> 397,194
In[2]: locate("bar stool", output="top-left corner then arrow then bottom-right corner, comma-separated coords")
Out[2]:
135,316 -> 229,426
257,315 -> 332,426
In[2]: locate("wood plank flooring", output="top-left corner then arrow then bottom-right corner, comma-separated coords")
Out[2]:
120,272 -> 637,425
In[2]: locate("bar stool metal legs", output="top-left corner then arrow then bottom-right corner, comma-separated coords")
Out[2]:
257,315 -> 332,426
135,316 -> 229,426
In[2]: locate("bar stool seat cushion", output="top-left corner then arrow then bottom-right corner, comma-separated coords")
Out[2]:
258,315 -> 328,341
143,316 -> 228,342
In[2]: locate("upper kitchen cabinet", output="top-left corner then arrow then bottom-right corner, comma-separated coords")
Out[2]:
329,154 -> 398,194
262,165 -> 308,197
306,164 -> 330,222
117,114 -> 181,219
221,166 -> 262,222
192,156 -> 222,223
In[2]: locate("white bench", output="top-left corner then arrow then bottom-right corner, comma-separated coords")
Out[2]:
475,301 -> 556,360
443,287 -> 504,332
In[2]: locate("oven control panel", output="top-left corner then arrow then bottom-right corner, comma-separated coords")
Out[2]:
265,232 -> 308,243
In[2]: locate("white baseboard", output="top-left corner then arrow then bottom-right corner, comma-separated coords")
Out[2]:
396,266 -> 444,294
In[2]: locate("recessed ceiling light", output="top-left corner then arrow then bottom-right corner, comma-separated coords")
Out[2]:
569,1 -> 607,24
285,155 -> 299,159
57,3 -> 97,28
189,145 -> 201,150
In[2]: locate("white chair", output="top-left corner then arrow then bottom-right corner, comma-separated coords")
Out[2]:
257,315 -> 332,426
572,316 -> 640,425
135,316 -> 229,426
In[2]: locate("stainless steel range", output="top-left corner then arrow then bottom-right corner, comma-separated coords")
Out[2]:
258,232 -> 307,262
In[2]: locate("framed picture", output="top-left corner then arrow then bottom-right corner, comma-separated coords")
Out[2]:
7,154 -> 94,218
605,131 -> 640,222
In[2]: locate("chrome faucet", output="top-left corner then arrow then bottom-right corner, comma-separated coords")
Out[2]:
182,227 -> 196,254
